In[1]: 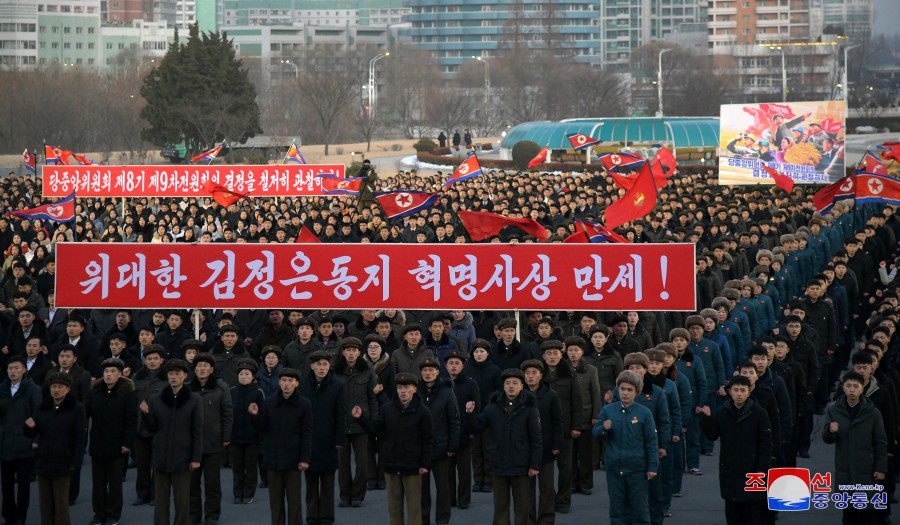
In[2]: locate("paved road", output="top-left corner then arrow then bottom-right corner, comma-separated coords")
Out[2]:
32,415 -> 855,525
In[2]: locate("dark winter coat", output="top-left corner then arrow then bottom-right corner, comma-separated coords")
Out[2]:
450,374 -> 480,448
253,390 -> 313,470
53,363 -> 92,402
490,340 -> 529,373
391,342 -> 434,375
530,383 -> 564,463
143,385 -> 204,473
299,370 -> 347,472
824,396 -> 889,487
24,353 -> 52,386
334,356 -> 378,435
464,358 -> 501,407
255,364 -> 282,399
229,382 -> 265,445
468,391 -> 542,476
283,338 -> 324,376
0,377 -> 41,460
26,393 -> 86,475
545,362 -> 585,434
364,353 -> 395,405
252,322 -> 296,362
571,360 -> 602,430
702,398 -> 772,502
675,349 -> 708,409
209,340 -> 250,388
84,377 -> 139,459
357,395 -> 433,476
583,345 -> 623,400
417,379 -> 460,460
132,365 -> 168,438
189,374 -> 233,454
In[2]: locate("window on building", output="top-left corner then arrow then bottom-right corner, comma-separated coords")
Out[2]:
75,42 -> 81,48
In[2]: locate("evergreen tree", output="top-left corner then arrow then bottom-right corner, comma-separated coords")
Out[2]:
140,24 -> 262,157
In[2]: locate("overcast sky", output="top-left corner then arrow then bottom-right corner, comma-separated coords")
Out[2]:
873,0 -> 900,38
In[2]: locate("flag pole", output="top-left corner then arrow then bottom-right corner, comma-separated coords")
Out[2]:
281,138 -> 295,165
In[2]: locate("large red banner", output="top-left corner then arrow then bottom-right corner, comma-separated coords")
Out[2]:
42,164 -> 346,197
55,243 -> 696,311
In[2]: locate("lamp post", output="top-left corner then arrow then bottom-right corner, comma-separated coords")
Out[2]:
368,52 -> 390,121
280,59 -> 298,78
842,44 -> 859,104
475,56 -> 491,108
773,46 -> 787,100
657,48 -> 672,118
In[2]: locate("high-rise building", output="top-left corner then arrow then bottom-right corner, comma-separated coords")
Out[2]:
822,0 -> 873,44
405,0 -> 600,76
707,0 -> 819,54
599,0 -> 706,68
220,0 -> 408,29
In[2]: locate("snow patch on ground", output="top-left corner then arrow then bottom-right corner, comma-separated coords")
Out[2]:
401,155 -> 455,170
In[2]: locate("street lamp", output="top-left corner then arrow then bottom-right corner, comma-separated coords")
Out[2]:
770,46 -> 787,100
474,56 -> 491,108
842,44 -> 860,104
657,48 -> 672,118
280,59 -> 298,78
368,52 -> 390,121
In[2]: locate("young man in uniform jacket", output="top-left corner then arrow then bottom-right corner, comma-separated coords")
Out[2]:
783,315 -> 818,457
670,328 -> 708,477
283,318 -> 324,375
444,350 -> 480,510
736,363 -> 782,470
619,352 -> 671,525
333,338 -> 378,508
228,359 -> 265,505
417,358 -> 460,525
391,325 -> 433,375
463,339 -> 501,493
0,355 -> 43,525
701,375 -> 772,525
25,371 -> 86,525
300,350 -> 348,525
466,368 -> 542,525
490,318 -> 529,373
540,339 -> 585,514
685,315 -> 725,457
747,346 -> 791,465
130,345 -> 168,506
208,325 -> 251,388
85,358 -> 139,525
521,360 -> 563,525
188,354 -> 234,525
823,372 -> 889,525
352,372 -> 433,525
250,367 -> 313,525
140,358 -> 204,525
772,336 -> 807,467
53,343 -> 92,504
646,348 -> 684,519
362,334 -> 394,491
593,371 -> 660,525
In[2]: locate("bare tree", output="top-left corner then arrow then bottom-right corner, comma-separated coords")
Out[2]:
353,85 -> 383,152
563,65 -> 629,118
381,45 -> 438,139
424,86 -> 475,143
294,71 -> 357,156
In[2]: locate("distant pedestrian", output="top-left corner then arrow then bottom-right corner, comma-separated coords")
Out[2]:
249,367 -> 312,525
452,131 -> 461,151
463,130 -> 473,149
25,371 -> 86,525
438,132 -> 447,148
352,372 -> 433,525
140,358 -> 203,525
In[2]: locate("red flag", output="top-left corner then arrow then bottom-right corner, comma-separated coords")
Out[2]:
812,175 -> 856,213
73,153 -> 98,166
859,151 -> 887,174
882,142 -> 900,163
444,153 -> 483,187
191,144 -> 223,163
44,144 -> 61,165
458,210 -> 548,242
597,152 -> 644,173
609,162 -> 667,191
653,147 -> 677,178
10,191 -> 75,223
562,219 -> 629,243
527,146 -> 549,169
567,133 -> 601,151
761,164 -> 795,193
603,162 -> 658,230
375,190 -> 440,220
759,103 -> 795,121
316,174 -> 365,195
22,150 -> 36,173
819,118 -> 843,134
296,226 -> 321,243
855,172 -> 900,205
202,180 -> 250,207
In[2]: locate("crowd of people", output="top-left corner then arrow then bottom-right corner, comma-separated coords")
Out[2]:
0,164 -> 898,525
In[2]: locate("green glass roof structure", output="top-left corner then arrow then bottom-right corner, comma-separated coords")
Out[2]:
500,117 -> 720,150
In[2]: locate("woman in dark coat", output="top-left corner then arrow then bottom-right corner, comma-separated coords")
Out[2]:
463,339 -> 501,492
362,335 -> 394,490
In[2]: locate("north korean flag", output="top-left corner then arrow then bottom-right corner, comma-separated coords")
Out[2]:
375,190 -> 440,221
316,174 -> 365,195
10,191 -> 75,223
563,218 -> 629,243
44,144 -> 61,165
597,152 -> 644,173
855,172 -> 900,206
859,151 -> 887,174
812,174 -> 856,213
567,133 -> 602,151
22,149 -> 36,173
444,153 -> 483,188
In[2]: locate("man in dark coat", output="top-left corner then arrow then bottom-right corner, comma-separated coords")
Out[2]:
209,325 -> 252,388
353,372 -> 433,525
463,339 -> 501,493
140,358 -> 204,525
445,350 -> 479,510
333,338 -> 378,508
53,314 -> 101,378
417,358 -> 460,525
299,351 -> 347,525
466,368 -> 542,525
250,367 -> 313,525
188,354 -> 233,525
152,311 -> 191,362
391,325 -> 433,375
85,358 -> 139,525
23,335 -> 52,386
53,343 -> 92,504
0,355 -> 42,525
522,360 -> 563,525
541,340 -> 584,514
783,315 -> 818,457
701,375 -> 772,525
252,310 -> 296,363
824,372 -> 889,525
130,345 -> 167,506
491,318 -> 528,373
24,371 -> 86,525
229,359 -> 265,504
283,318 -> 324,373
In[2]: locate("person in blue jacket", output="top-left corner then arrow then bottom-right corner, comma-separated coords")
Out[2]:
645,348 -> 683,520
712,298 -> 746,367
593,370 -> 659,525
685,315 -> 725,457
721,289 -> 752,359
699,309 -> 734,381
671,328 -> 708,476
